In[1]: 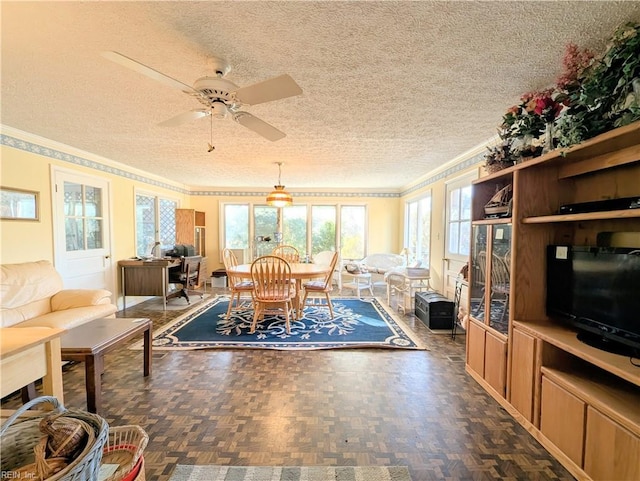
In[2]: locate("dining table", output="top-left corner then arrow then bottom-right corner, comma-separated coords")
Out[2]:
225,262 -> 331,318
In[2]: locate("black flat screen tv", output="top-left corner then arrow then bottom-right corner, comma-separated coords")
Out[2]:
546,245 -> 640,357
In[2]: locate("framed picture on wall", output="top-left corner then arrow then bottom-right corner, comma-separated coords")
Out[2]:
1,186 -> 39,221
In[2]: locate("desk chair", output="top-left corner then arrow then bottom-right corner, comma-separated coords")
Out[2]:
168,255 -> 203,304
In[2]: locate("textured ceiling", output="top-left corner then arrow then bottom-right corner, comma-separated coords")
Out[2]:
2,1 -> 640,191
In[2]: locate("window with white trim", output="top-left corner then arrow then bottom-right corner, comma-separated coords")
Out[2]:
445,175 -> 474,259
405,192 -> 431,267
135,192 -> 178,257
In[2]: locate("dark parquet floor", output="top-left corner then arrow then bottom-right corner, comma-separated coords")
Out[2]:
2,288 -> 575,481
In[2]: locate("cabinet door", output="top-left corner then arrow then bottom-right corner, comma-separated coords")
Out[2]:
469,223 -> 511,335
467,320 -> 486,377
470,225 -> 488,322
540,376 -> 586,467
510,328 -> 537,422
584,406 -> 640,481
484,331 -> 507,397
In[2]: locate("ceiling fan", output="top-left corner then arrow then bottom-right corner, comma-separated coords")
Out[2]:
102,51 -> 303,141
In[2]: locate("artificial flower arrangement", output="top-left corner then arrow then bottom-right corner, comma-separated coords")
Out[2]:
486,21 -> 639,173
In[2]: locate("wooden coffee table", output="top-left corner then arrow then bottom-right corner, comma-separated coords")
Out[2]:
60,318 -> 152,413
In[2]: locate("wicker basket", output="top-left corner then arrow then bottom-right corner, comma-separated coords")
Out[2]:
0,396 -> 108,481
101,425 -> 148,481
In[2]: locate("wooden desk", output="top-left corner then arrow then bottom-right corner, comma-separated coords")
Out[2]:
119,258 -> 181,310
1,327 -> 65,403
60,317 -> 152,413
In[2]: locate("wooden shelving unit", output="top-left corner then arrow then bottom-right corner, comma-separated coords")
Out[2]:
467,121 -> 640,481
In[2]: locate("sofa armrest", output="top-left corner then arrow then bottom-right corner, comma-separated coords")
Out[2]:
51,289 -> 113,311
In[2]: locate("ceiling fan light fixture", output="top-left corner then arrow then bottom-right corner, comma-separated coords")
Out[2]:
266,162 -> 293,207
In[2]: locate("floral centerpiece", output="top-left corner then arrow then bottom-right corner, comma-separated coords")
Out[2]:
501,89 -> 562,157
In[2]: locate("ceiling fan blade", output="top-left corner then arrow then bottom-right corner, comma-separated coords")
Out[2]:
233,112 -> 286,141
158,109 -> 209,127
233,74 -> 302,106
102,51 -> 198,94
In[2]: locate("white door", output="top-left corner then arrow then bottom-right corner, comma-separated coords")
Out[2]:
52,167 -> 113,291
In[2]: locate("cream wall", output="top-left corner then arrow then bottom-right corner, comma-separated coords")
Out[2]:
189,193 -> 400,272
1,128 -> 483,304
0,141 -> 189,293
0,134 -> 401,292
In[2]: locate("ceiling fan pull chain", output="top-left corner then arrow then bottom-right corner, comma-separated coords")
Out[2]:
207,110 -> 215,152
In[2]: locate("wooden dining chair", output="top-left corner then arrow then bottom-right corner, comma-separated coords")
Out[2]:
222,248 -> 254,319
250,255 -> 296,334
301,251 -> 339,319
271,244 -> 300,263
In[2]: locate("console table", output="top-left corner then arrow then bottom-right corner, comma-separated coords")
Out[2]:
119,258 -> 181,310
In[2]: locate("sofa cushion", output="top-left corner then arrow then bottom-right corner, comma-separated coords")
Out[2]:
15,305 -> 117,330
51,289 -> 114,311
1,260 -> 62,310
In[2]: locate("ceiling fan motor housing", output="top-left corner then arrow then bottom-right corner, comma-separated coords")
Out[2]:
210,101 -> 228,119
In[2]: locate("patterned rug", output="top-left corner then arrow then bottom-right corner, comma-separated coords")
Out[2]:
136,296 -> 426,350
168,465 -> 412,480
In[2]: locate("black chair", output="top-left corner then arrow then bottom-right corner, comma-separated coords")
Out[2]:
168,255 -> 203,304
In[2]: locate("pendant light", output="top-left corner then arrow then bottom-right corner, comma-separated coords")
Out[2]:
266,162 -> 293,207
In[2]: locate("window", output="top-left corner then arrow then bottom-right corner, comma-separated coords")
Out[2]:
405,193 -> 431,266
340,205 -> 366,260
282,205 -> 308,254
223,204 -> 250,249
135,192 -> 178,257
220,202 -> 366,261
446,176 -> 473,258
64,182 -> 104,251
311,205 -> 336,255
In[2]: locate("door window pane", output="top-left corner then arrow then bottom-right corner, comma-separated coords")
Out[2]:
64,181 -> 104,252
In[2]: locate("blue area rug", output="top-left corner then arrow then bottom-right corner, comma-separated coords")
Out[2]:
146,296 -> 426,350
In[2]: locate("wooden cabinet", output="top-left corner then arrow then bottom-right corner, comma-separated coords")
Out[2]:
176,209 -> 205,256
584,406 -> 640,480
467,197 -> 511,398
467,121 -> 640,480
540,374 -> 586,467
467,320 -> 486,377
509,327 -> 537,422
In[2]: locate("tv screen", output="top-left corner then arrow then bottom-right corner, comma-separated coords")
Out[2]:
546,245 -> 640,357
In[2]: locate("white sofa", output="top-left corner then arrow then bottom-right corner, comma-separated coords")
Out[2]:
341,253 -> 405,292
1,260 -> 117,329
